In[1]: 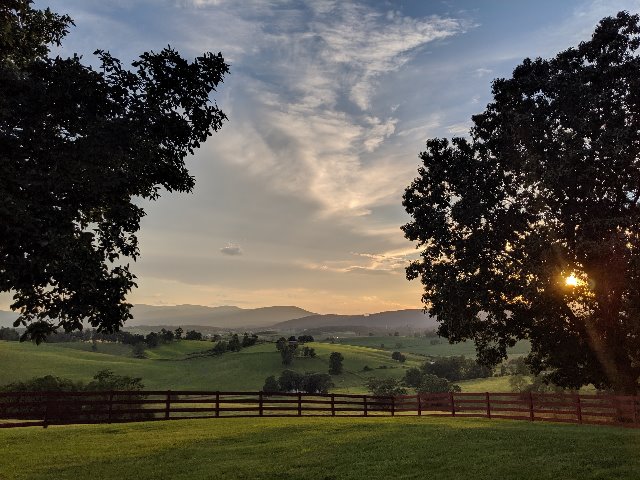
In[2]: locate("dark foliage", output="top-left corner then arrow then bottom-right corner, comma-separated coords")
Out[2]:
0,327 -> 19,341
421,356 -> 492,382
328,352 -> 344,375
241,333 -> 258,348
185,330 -> 203,341
0,1 -> 229,342
403,11 -> 640,393
269,370 -> 333,394
0,369 -> 148,422
391,351 -> 406,363
366,377 -> 407,397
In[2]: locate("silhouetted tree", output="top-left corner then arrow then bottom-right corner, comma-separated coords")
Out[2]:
280,345 -> 295,365
174,327 -> 184,340
403,12 -> 640,393
145,332 -> 159,348
0,1 -> 229,342
329,352 -> 344,375
228,334 -> 241,352
185,330 -> 203,341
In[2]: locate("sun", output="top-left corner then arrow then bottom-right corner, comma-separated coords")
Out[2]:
565,274 -> 579,287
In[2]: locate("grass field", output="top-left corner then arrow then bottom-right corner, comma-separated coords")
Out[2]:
0,338 -> 527,394
1,417 -> 639,480
332,335 -> 531,357
0,340 -> 432,393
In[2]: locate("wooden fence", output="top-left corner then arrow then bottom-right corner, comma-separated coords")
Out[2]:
1,390 -> 638,429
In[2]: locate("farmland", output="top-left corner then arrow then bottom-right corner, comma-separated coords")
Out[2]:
0,339 -> 509,393
332,335 -> 530,357
1,417 -> 639,480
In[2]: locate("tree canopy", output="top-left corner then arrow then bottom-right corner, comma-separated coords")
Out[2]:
0,1 -> 229,342
403,11 -> 640,393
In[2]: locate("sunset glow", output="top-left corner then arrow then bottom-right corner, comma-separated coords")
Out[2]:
565,274 -> 579,287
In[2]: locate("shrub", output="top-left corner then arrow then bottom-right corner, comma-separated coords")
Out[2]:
366,378 -> 407,397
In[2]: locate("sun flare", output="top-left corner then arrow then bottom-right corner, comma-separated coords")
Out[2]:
565,274 -> 579,287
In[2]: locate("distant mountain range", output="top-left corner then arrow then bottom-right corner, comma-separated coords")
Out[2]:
273,309 -> 437,332
0,304 -> 435,332
127,304 -> 314,328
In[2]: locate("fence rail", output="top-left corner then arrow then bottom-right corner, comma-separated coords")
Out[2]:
1,390 -> 638,429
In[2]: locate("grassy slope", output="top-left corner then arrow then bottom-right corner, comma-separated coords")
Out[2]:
0,341 -> 428,393
333,335 -> 531,357
1,417 -> 639,480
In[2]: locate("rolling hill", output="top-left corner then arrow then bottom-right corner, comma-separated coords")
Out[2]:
0,340 -> 425,393
127,304 -> 315,328
0,306 -> 437,332
272,309 -> 437,332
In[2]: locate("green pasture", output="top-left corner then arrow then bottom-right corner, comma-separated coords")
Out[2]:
0,340 -> 427,393
1,416 -> 639,480
330,335 -> 530,357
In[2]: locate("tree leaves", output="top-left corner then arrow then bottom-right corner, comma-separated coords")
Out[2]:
403,11 -> 640,392
0,1 -> 229,342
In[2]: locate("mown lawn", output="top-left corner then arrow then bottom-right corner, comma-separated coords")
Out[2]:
1,417 -> 638,480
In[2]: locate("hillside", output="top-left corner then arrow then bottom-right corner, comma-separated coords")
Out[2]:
128,304 -> 315,328
0,304 -> 316,329
273,309 -> 437,332
0,340 -> 425,393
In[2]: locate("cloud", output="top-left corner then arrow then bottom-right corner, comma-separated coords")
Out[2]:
446,122 -> 471,136
197,3 -> 470,220
302,246 -> 419,276
220,243 -> 242,256
473,67 -> 493,78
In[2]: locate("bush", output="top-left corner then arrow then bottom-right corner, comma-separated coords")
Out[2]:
132,343 -> 147,358
391,351 -> 406,363
366,378 -> 407,397
403,367 -> 423,388
422,356 -> 491,382
263,375 -> 280,392
0,370 -> 149,423
417,374 -> 460,393
0,327 -> 20,341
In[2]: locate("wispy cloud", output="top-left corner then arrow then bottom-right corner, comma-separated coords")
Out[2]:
303,246 -> 418,276
220,243 -> 243,256
195,2 -> 469,219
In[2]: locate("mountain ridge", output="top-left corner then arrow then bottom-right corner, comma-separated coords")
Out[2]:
0,304 -> 433,330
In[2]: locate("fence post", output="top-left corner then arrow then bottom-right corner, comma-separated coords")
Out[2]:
417,394 -> 422,416
528,392 -> 534,422
259,392 -> 263,417
363,396 -> 368,416
165,390 -> 171,420
215,392 -> 220,418
450,392 -> 456,417
331,394 -> 335,416
486,392 -> 491,419
297,393 -> 302,416
43,396 -> 50,429
575,393 -> 582,424
108,391 -> 114,424
391,396 -> 395,416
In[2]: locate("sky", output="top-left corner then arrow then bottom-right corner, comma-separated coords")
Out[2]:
4,0 -> 640,315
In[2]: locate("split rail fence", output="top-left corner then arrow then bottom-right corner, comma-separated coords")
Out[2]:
1,390 -> 639,429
